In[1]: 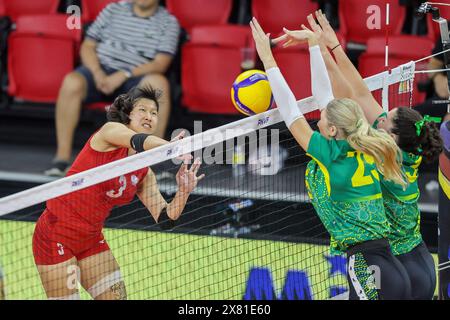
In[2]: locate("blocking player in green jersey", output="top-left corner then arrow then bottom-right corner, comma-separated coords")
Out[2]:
311,10 -> 444,299
252,17 -> 411,300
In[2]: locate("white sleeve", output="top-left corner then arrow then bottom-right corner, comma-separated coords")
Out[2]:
266,67 -> 304,128
310,45 -> 334,110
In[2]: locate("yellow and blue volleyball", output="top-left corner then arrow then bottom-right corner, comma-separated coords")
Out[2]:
231,70 -> 273,116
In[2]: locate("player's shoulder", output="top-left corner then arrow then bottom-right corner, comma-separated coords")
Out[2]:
101,121 -> 128,132
94,122 -> 129,144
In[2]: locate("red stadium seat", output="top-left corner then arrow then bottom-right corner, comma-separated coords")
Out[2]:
339,0 -> 406,45
365,35 -> 435,59
7,15 -> 82,103
181,25 -> 252,114
81,0 -> 121,23
252,0 -> 319,35
359,53 -> 430,106
0,0 -> 59,21
166,0 -> 232,33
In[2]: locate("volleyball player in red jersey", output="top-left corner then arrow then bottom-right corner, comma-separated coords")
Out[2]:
32,86 -> 204,300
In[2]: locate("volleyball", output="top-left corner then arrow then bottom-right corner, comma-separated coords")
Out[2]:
231,70 -> 274,116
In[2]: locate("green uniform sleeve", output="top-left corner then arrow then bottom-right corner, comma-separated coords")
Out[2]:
306,131 -> 335,167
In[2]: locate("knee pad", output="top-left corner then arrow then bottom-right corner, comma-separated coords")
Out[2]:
87,270 -> 123,299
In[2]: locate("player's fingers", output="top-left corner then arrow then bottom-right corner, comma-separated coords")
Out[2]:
252,17 -> 266,36
250,21 -> 262,41
272,34 -> 288,44
189,158 -> 201,173
178,163 -> 187,175
193,161 -> 202,175
316,10 -> 325,25
283,27 -> 294,35
319,9 -> 328,23
250,20 -> 261,38
171,130 -> 185,142
282,28 -> 301,41
301,24 -> 313,33
307,14 -> 320,32
196,174 -> 206,182
317,10 -> 330,27
282,39 -> 294,48
176,130 -> 185,140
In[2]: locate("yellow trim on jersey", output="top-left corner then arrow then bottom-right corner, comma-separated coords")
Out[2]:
439,169 -> 450,200
307,154 -> 331,196
405,156 -> 422,184
397,192 -> 419,202
305,167 -> 314,199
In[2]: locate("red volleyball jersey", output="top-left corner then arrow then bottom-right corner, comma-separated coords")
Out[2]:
47,136 -> 149,233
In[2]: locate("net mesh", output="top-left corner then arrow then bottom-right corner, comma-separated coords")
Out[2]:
0,61 -> 416,300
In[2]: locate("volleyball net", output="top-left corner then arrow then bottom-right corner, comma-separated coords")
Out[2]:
0,61 -> 416,300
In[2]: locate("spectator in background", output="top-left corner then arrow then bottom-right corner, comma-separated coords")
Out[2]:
45,0 -> 180,177
414,39 -> 449,120
413,39 -> 449,176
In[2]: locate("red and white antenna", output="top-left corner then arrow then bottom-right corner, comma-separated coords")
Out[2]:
385,1 -> 390,70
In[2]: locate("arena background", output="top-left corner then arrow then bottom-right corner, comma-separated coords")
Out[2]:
0,0 -> 447,300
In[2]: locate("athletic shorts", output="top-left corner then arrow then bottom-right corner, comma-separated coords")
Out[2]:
396,241 -> 436,300
32,209 -> 110,266
346,239 -> 412,300
75,65 -> 144,104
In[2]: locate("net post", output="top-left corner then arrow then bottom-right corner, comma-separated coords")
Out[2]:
430,7 -> 450,301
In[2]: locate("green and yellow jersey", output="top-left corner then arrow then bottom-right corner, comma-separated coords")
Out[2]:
373,114 -> 423,256
305,132 -> 390,255
380,151 -> 423,255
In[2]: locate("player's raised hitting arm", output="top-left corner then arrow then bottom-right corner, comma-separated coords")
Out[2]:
305,14 -> 354,100
315,10 -> 385,126
250,17 -> 334,150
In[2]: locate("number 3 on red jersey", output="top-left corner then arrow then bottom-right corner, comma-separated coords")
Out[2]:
106,175 -> 127,198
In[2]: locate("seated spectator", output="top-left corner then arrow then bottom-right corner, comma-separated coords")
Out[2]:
414,39 -> 449,176
45,0 -> 180,176
414,39 -> 449,120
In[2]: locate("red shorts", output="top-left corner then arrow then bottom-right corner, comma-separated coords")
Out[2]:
32,209 -> 110,266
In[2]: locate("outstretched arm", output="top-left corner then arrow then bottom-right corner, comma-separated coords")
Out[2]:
315,10 -> 385,126
91,122 -> 186,153
305,14 -> 354,100
250,17 -> 313,151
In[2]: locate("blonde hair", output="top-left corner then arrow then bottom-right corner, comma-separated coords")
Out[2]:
326,98 -> 407,188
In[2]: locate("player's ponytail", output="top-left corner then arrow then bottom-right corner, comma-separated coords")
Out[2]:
107,93 -> 132,124
391,107 -> 443,163
326,98 -> 407,188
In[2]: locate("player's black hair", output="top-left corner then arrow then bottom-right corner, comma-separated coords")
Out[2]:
391,108 -> 443,163
106,85 -> 161,124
